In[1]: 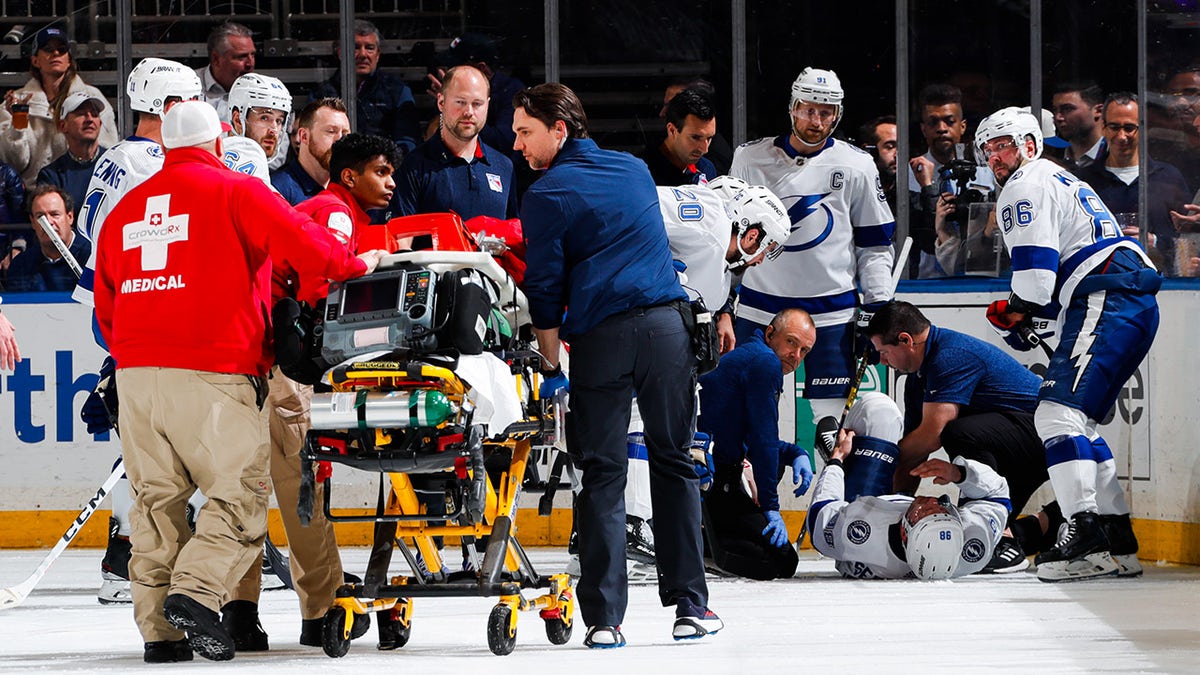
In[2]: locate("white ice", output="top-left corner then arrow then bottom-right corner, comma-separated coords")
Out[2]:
0,548 -> 1197,673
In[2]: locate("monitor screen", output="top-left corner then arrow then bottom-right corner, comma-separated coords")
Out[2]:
340,274 -> 402,317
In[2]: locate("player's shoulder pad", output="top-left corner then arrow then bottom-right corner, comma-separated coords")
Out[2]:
738,136 -> 773,149
839,142 -> 872,158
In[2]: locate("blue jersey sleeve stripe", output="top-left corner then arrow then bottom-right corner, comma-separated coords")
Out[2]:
1010,245 -> 1060,273
853,222 -> 896,248
79,266 -> 95,293
806,498 -> 837,532
976,497 -> 1013,513
739,287 -> 858,316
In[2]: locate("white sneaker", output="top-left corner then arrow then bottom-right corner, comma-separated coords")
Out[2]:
1036,551 -> 1120,582
672,598 -> 722,640
98,570 -> 132,604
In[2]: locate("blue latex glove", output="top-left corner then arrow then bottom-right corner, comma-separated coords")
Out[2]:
539,370 -> 570,400
762,509 -> 789,548
81,356 -> 116,434
672,259 -> 688,273
791,453 -> 814,497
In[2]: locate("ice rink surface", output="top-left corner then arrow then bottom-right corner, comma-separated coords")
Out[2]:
1,547 -> 1197,674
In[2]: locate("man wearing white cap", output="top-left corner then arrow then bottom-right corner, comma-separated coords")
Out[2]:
36,90 -> 107,220
92,100 -> 386,663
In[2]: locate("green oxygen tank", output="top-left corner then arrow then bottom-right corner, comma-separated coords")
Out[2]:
310,390 -> 456,430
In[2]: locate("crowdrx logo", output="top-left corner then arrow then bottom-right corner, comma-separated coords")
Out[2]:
123,194 -> 188,271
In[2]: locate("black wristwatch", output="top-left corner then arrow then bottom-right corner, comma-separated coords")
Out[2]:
541,363 -> 562,378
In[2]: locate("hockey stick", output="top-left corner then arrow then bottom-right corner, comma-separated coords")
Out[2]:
815,236 -> 913,464
801,237 -> 912,551
36,215 -> 83,279
0,461 -> 125,610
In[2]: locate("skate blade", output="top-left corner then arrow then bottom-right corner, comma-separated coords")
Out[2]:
1036,551 -> 1120,582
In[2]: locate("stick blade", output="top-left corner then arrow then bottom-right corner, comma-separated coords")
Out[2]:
0,583 -> 30,610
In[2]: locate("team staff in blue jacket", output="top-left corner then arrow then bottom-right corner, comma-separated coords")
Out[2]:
697,308 -> 816,580
384,66 -> 516,231
514,83 -> 720,650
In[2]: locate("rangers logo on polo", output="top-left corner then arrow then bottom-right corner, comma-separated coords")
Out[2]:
123,194 -> 188,271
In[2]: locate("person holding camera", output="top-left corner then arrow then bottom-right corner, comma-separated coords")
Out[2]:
908,84 -> 995,278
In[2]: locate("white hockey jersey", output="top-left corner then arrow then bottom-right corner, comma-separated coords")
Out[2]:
220,134 -> 273,186
657,184 -> 733,310
808,457 -> 1008,579
996,158 -> 1153,312
730,135 -> 895,327
73,137 -> 166,307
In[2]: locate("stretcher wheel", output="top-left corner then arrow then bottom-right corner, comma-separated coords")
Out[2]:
322,606 -> 352,658
544,615 -> 572,645
377,607 -> 412,650
486,604 -> 517,656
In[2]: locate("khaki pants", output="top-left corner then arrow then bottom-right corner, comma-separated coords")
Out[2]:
118,367 -> 270,643
231,367 -> 343,620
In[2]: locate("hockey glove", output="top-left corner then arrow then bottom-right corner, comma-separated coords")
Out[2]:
856,301 -> 889,365
814,416 -> 839,463
986,300 -> 1040,352
690,432 -> 715,491
762,510 -> 790,548
81,356 -> 117,434
538,365 -> 570,400
791,453 -> 814,497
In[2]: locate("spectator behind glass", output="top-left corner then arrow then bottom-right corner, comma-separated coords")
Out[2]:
659,76 -> 733,174
639,88 -> 717,186
310,20 -> 420,157
4,183 -> 89,292
1079,93 -> 1190,271
857,114 -> 898,213
195,21 -> 256,124
270,98 -> 351,206
1050,80 -> 1106,172
0,158 -> 27,273
0,26 -> 118,186
36,91 -> 107,221
908,83 -> 995,278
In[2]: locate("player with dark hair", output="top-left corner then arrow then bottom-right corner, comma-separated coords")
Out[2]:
976,106 -> 1159,581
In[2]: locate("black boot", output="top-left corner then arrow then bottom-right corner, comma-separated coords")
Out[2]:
1100,513 -> 1143,577
163,594 -> 235,661
220,599 -> 269,652
1035,511 -> 1110,565
144,639 -> 193,663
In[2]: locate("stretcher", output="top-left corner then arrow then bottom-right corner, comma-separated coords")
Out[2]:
296,217 -> 573,657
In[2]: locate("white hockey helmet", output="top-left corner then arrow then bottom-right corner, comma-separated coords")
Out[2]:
728,185 -> 791,266
228,73 -> 293,135
974,106 -> 1043,166
126,58 -> 202,116
790,67 -> 844,108
707,175 -> 750,203
902,496 -> 964,581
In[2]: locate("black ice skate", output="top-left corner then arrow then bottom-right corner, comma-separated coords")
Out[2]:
1101,513 -> 1143,577
1035,511 -> 1118,582
98,517 -> 131,605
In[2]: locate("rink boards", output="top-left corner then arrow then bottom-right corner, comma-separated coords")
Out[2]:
0,285 -> 1197,565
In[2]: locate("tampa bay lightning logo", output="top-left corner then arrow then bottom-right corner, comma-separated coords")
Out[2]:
847,519 -> 871,545
781,193 -> 834,252
962,538 -> 986,564
145,144 -> 164,159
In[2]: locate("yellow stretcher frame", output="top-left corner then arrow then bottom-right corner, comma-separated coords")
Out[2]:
302,359 -> 574,657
